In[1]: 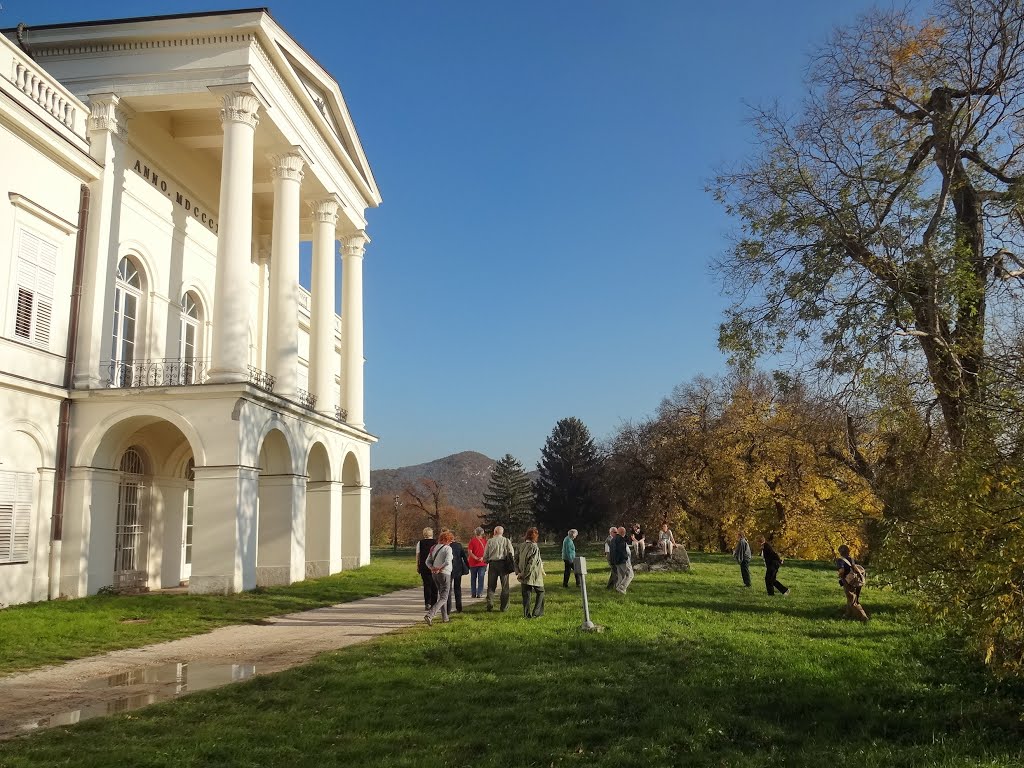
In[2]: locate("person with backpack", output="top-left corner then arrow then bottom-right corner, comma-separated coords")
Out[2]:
758,536 -> 790,596
836,544 -> 869,622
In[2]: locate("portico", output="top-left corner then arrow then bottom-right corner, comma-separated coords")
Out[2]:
0,9 -> 382,602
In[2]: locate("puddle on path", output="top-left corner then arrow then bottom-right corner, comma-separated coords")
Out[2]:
14,662 -> 256,735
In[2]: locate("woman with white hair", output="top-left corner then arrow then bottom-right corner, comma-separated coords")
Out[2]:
561,529 -> 579,587
467,527 -> 487,598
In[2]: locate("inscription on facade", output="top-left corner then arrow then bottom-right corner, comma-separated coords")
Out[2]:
131,158 -> 219,234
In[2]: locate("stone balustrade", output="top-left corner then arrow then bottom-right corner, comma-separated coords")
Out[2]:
2,35 -> 88,146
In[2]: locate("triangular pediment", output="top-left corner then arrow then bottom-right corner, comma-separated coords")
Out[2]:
271,39 -> 378,201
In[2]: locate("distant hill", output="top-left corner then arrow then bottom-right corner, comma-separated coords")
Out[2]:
371,451 -> 497,510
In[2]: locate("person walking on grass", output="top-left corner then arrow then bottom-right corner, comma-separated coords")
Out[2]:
447,533 -> 470,614
605,526 -> 619,589
562,528 -> 580,587
733,531 -> 752,588
518,527 -> 546,618
658,522 -> 676,558
836,544 -> 869,622
468,527 -> 487,599
484,525 -> 515,612
424,530 -> 455,625
415,527 -> 438,611
612,527 -> 634,594
758,536 -> 790,596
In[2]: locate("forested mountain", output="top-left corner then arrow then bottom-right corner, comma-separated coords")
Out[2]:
371,451 -> 500,510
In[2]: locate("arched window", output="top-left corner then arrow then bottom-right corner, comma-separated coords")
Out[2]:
179,292 -> 200,362
114,447 -> 147,585
110,257 -> 142,381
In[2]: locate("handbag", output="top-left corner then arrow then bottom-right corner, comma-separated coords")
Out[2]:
502,552 -> 516,573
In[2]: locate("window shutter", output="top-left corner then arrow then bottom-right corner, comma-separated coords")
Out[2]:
12,230 -> 57,349
0,471 -> 33,564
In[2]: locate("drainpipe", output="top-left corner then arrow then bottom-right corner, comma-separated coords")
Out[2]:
15,23 -> 33,59
48,183 -> 90,600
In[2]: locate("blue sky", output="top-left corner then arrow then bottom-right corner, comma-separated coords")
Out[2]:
9,0 -> 878,470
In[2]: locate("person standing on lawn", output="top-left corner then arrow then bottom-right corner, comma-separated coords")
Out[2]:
733,531 -> 752,587
424,530 -> 454,625
758,536 -> 790,596
605,526 -> 619,589
612,527 -> 633,594
517,527 -> 546,618
836,544 -> 869,622
562,528 -> 580,587
415,527 -> 437,611
467,527 -> 487,599
483,525 -> 515,612
447,533 -> 471,614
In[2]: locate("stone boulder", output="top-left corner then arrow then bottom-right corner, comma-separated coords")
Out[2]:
634,547 -> 691,573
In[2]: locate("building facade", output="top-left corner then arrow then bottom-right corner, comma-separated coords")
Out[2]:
0,9 -> 381,606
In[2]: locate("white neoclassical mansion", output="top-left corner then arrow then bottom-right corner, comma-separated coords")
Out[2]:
0,9 -> 382,606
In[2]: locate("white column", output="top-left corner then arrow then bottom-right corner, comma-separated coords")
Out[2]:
189,465 -> 260,594
310,197 -> 341,413
266,149 -> 306,396
341,231 -> 369,428
208,90 -> 261,384
75,94 -> 130,388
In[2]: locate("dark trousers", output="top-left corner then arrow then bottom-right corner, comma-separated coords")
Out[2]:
606,557 -> 616,589
446,572 -> 464,613
563,559 -> 580,587
521,584 -> 545,618
765,564 -> 788,595
420,570 -> 438,609
486,562 -> 510,611
740,560 -> 751,587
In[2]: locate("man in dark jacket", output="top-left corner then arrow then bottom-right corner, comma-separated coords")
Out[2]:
758,536 -> 790,596
447,535 -> 471,613
611,528 -> 632,593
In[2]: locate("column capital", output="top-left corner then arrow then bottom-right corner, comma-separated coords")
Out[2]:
269,146 -> 310,183
310,196 -> 342,225
218,90 -> 262,130
87,93 -> 131,139
341,229 -> 370,258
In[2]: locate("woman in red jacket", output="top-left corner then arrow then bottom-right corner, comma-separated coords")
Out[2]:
467,526 -> 487,598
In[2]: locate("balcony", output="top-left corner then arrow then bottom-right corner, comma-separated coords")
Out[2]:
108,358 -> 209,388
296,388 -> 317,410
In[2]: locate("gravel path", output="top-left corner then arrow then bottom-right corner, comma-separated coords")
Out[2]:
0,587 -> 428,739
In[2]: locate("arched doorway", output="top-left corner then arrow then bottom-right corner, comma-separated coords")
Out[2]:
113,446 -> 148,590
304,442 -> 333,578
340,452 -> 364,569
256,428 -> 302,586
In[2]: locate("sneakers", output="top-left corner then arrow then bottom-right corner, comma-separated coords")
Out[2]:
782,589 -> 791,597
424,614 -> 432,626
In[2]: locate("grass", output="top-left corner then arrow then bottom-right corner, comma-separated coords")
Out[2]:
1,547 -> 1023,767
0,550 -> 416,674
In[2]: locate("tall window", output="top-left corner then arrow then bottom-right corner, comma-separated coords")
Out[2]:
183,459 -> 195,568
179,292 -> 200,362
111,257 -> 142,372
11,230 -> 56,350
0,470 -> 32,564
114,447 -> 146,576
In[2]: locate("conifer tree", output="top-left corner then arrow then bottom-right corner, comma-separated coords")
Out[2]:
533,417 -> 605,536
480,454 -> 535,536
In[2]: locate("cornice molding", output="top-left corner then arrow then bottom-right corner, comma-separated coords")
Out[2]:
33,33 -> 257,58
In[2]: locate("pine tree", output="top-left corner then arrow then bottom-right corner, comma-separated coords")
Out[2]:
480,454 -> 535,537
534,417 -> 605,537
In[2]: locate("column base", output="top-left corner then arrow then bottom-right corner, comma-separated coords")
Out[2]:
189,575 -> 237,595
206,368 -> 248,385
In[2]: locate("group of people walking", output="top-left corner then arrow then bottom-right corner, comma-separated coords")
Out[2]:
416,525 -> 548,624
732,531 -> 869,621
417,524 -> 869,626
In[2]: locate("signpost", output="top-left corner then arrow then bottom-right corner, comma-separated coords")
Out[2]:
574,556 -> 601,632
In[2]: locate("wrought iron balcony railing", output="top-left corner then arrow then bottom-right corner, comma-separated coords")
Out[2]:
108,358 -> 209,388
335,405 -> 348,422
247,365 -> 276,393
297,388 -> 318,410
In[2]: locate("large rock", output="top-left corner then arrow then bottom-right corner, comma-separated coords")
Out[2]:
634,547 -> 691,573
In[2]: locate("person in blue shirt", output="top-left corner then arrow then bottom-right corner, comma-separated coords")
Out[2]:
561,529 -> 579,587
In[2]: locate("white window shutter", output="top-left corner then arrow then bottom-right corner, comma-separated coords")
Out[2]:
0,471 -> 33,564
12,230 -> 57,349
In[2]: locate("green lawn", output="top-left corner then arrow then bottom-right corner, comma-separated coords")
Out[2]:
0,550 -> 417,674
1,548 -> 1023,767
